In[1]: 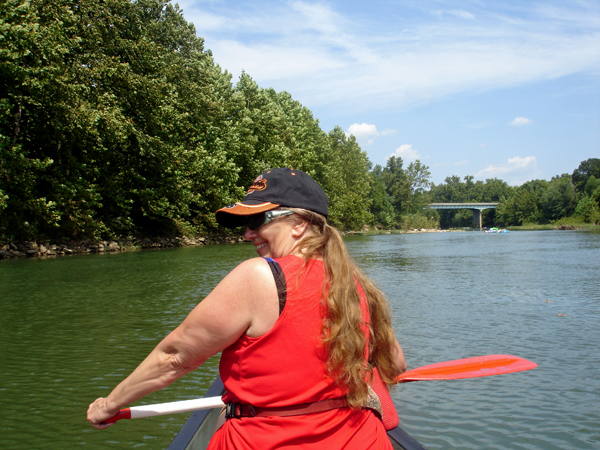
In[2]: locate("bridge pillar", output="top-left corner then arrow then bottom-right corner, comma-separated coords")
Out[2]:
472,209 -> 482,229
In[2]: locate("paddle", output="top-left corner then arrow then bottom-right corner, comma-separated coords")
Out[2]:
103,396 -> 225,424
103,354 -> 536,424
395,354 -> 537,382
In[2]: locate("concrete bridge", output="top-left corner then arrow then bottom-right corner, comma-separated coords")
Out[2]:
427,203 -> 499,229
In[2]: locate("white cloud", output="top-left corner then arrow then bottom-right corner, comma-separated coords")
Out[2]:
509,117 -> 533,126
175,1 -> 600,112
454,159 -> 468,166
451,10 -> 476,20
476,156 -> 537,177
347,123 -> 379,145
389,144 -> 421,161
434,9 -> 476,20
290,1 -> 345,36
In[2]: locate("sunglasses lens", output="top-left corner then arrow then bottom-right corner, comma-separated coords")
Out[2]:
245,210 -> 292,230
246,213 -> 266,230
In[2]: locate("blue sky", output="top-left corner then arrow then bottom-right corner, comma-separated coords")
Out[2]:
174,0 -> 600,186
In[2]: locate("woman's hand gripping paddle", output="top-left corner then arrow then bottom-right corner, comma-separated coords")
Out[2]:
102,396 -> 225,424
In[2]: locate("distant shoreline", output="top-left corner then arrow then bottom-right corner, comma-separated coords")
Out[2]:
2,223 -> 598,260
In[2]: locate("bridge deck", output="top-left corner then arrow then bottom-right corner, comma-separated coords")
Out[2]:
427,203 -> 499,228
429,203 -> 498,211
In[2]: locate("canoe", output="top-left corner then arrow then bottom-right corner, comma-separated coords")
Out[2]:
167,376 -> 427,450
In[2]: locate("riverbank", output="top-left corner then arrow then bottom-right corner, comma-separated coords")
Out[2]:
508,222 -> 600,231
0,235 -> 245,260
0,227 -> 451,260
354,228 -> 453,236
4,223 -> 598,260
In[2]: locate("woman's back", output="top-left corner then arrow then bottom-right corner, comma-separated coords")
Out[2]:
209,255 -> 392,450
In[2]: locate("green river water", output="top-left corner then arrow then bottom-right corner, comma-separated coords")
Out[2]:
1,230 -> 598,449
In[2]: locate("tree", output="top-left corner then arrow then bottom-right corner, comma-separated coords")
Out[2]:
405,160 -> 432,214
369,165 -> 395,228
268,90 -> 325,176
575,193 -> 600,224
541,174 -> 577,221
0,0 -> 243,239
431,175 -> 464,202
574,175 -> 600,224
429,175 -> 514,228
584,176 -> 600,197
230,73 -> 292,190
572,158 -> 600,194
382,156 -> 412,216
316,127 -> 372,230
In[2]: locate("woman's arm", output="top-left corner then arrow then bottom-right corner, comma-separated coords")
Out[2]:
392,339 -> 407,376
87,258 -> 278,429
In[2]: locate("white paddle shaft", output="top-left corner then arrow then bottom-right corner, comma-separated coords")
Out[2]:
129,396 -> 225,418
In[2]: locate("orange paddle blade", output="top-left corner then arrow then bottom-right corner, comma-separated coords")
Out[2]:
396,354 -> 537,383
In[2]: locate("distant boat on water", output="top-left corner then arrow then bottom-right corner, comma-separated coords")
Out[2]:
484,227 -> 510,233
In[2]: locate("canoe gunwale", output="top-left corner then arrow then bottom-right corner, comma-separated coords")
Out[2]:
167,377 -> 225,450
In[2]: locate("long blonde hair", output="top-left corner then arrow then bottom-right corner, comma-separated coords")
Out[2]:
285,208 -> 399,407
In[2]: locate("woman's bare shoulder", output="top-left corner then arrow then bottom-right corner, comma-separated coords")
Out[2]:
227,257 -> 273,284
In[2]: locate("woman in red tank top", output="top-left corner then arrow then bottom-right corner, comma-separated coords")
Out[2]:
87,169 -> 406,449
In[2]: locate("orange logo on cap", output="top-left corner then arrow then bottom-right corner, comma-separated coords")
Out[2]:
247,175 -> 267,194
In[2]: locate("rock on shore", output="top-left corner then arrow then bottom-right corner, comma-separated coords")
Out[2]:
0,235 -> 245,260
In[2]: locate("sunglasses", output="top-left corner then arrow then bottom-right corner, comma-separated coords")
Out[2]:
245,210 -> 294,230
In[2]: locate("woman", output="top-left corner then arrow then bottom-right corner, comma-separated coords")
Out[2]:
88,168 -> 406,449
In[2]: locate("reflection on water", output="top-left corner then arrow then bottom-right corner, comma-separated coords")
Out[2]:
1,230 -> 598,449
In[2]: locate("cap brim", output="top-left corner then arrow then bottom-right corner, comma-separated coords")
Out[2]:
215,202 -> 280,228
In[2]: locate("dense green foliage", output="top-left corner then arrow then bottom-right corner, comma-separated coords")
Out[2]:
0,0 -> 373,240
0,1 -> 597,241
368,157 -> 438,229
428,176 -> 512,228
427,159 -> 600,228
2,0 -> 240,239
494,159 -> 600,227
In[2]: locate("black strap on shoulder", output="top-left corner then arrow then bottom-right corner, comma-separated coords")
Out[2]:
263,257 -> 287,315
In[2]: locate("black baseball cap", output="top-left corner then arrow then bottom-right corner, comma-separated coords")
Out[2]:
215,168 -> 328,228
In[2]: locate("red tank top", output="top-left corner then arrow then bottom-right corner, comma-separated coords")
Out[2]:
208,255 -> 392,450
